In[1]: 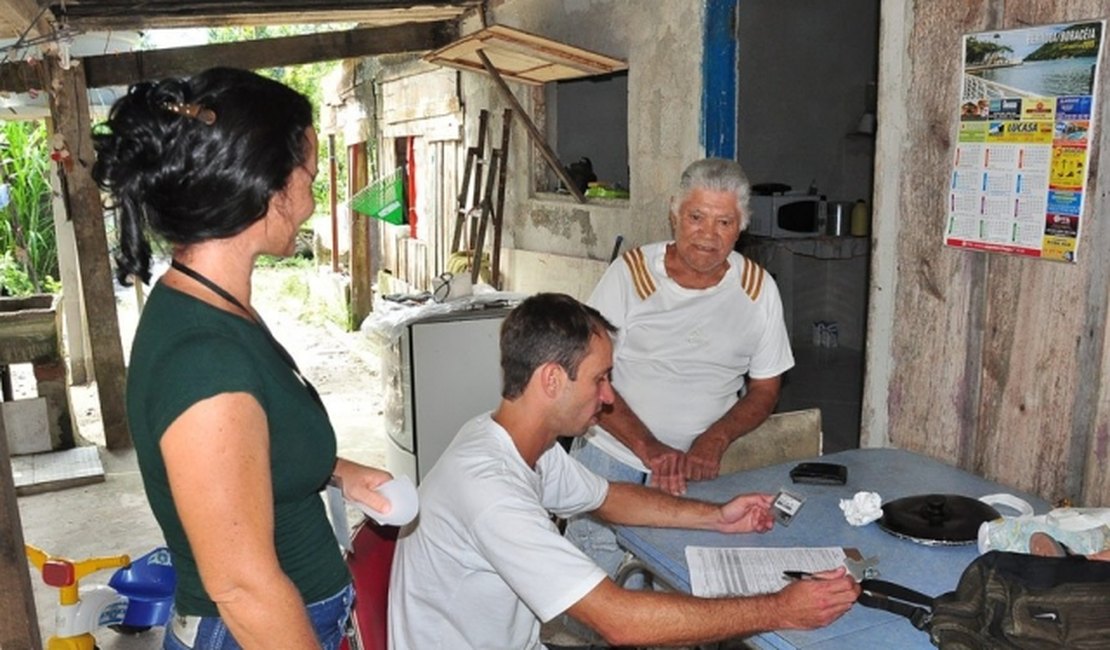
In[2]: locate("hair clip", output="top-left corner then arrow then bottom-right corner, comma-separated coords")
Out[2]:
162,102 -> 217,126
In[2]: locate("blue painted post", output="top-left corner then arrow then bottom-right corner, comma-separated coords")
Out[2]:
702,0 -> 738,159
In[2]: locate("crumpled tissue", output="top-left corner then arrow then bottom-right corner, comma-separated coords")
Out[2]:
840,491 -> 883,526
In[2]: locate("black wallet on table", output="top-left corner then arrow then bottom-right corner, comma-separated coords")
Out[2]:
789,462 -> 848,485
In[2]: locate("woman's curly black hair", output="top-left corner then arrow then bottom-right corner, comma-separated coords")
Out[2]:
91,67 -> 313,285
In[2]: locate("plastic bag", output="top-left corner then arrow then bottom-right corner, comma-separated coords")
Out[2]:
978,500 -> 1110,555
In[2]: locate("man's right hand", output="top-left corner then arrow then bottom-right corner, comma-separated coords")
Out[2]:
640,440 -> 687,495
774,567 -> 860,630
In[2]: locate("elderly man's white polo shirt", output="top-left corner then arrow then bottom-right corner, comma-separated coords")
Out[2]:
586,242 -> 794,472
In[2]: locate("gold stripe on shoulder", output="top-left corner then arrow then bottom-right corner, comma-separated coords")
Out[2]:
622,247 -> 656,300
740,257 -> 765,301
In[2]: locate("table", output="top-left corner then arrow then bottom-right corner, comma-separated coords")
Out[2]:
614,448 -> 1049,649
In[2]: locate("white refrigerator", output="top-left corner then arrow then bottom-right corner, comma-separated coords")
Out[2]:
379,307 -> 508,484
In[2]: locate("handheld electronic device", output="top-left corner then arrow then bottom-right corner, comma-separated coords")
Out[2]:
772,489 -> 806,526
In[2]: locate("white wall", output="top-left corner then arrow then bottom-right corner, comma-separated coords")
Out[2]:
457,0 -> 708,297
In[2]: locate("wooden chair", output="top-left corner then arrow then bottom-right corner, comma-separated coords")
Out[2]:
718,407 -> 823,474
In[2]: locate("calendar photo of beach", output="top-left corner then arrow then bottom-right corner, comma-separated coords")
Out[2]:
964,22 -> 1101,97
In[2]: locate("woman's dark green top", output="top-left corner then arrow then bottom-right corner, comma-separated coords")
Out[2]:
127,282 -> 349,616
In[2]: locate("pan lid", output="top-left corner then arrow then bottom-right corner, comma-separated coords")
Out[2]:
878,494 -> 1000,546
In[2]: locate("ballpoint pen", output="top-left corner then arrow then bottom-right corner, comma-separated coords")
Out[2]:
783,570 -> 815,581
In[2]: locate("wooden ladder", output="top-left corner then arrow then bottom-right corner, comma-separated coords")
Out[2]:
450,108 -> 513,288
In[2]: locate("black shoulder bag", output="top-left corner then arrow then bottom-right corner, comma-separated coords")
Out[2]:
858,550 -> 1110,649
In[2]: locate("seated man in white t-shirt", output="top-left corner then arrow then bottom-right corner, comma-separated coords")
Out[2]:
566,158 -> 795,578
387,293 -> 857,650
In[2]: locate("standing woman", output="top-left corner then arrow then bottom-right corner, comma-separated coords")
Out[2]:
92,67 -> 392,649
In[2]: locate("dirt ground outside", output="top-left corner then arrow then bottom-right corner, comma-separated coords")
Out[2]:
16,262 -> 390,648
68,262 -> 390,468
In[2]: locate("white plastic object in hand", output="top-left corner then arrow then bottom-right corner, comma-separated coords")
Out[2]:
356,475 -> 419,526
976,498 -> 1108,555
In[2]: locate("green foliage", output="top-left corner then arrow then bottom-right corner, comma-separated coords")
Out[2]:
256,254 -> 313,269
205,25 -> 350,211
207,25 -> 343,109
0,250 -> 35,294
0,250 -> 60,294
965,37 -> 1014,65
253,266 -> 347,330
0,120 -> 57,295
42,274 -> 61,293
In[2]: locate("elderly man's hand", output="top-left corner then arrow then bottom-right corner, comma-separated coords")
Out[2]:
641,440 -> 687,495
685,430 -> 731,481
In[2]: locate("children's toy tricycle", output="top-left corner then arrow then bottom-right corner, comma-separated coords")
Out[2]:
25,544 -> 176,650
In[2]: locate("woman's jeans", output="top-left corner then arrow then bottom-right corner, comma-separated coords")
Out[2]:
163,583 -> 355,649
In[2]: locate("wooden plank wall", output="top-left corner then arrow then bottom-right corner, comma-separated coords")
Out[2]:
865,0 -> 1110,506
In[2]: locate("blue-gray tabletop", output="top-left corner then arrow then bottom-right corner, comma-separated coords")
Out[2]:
613,448 -> 1050,649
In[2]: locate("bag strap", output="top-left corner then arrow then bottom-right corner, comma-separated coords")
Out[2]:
857,579 -> 935,630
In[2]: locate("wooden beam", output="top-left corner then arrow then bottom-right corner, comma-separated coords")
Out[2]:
475,49 -> 586,203
328,133 -> 340,273
0,0 -> 54,41
491,108 -> 512,288
0,420 -> 43,650
349,142 -> 372,330
52,0 -> 476,31
45,58 -> 131,450
86,21 -> 456,88
63,11 -> 467,33
0,21 -> 457,93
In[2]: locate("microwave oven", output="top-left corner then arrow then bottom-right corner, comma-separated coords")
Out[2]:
747,194 -> 826,238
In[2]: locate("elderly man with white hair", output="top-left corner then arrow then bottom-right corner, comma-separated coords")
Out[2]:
566,157 -> 795,579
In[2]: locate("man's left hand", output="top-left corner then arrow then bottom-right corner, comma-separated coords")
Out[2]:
685,431 -> 731,481
715,493 -> 776,534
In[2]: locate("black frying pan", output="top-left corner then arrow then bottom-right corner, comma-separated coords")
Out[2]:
878,494 -> 1000,546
